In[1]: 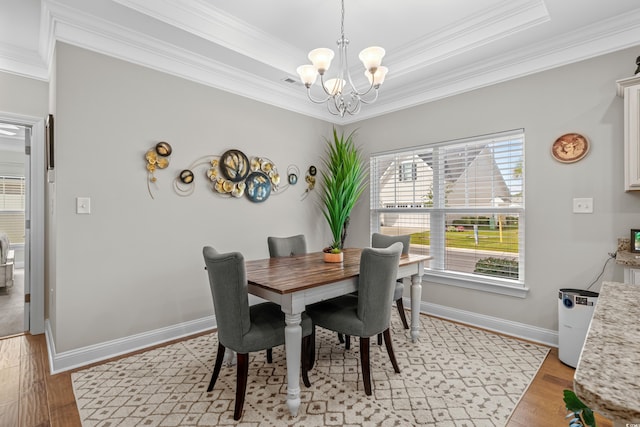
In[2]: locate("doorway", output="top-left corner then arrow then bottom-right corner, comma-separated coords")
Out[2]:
0,122 -> 27,337
0,114 -> 45,338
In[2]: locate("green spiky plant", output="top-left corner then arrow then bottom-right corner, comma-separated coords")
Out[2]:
320,127 -> 367,253
563,389 -> 597,427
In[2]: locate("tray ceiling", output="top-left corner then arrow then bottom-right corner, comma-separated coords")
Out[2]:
1,0 -> 640,124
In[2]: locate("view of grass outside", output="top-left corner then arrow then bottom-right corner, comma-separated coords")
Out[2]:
410,228 -> 519,253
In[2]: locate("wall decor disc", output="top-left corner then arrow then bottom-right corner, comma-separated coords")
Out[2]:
179,169 -> 194,184
552,133 -> 589,163
155,141 -> 172,157
220,149 -> 249,182
245,171 -> 272,202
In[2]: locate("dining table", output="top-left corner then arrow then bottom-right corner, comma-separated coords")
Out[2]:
245,247 -> 431,417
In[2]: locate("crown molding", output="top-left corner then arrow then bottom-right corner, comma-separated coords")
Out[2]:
45,0 -> 337,122
111,0 -> 306,74
0,41 -> 48,81
5,1 -> 640,126
340,8 -> 640,124
389,0 -> 549,78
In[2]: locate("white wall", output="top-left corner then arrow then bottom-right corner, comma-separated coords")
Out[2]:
345,45 -> 640,332
52,43 -> 333,353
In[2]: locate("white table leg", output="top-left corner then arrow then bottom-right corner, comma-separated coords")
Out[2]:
284,312 -> 302,416
410,272 -> 423,342
223,349 -> 236,366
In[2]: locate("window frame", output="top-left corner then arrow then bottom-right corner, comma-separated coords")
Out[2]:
370,129 -> 527,297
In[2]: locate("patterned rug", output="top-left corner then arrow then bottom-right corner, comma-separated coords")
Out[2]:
71,312 -> 549,426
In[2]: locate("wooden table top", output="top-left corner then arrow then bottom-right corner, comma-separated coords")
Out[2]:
245,247 -> 430,295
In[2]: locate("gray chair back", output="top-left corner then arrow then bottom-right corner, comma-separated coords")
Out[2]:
267,234 -> 307,257
202,246 -> 250,351
371,233 -> 410,255
357,242 -> 403,336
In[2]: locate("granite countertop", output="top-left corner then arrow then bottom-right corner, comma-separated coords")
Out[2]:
574,281 -> 640,423
615,237 -> 640,267
615,250 -> 640,267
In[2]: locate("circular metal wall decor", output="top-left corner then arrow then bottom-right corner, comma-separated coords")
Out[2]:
145,141 -> 173,199
552,133 -> 589,163
245,171 -> 272,202
179,169 -> 194,184
287,165 -> 300,185
155,141 -> 172,157
170,148 -> 296,202
220,149 -> 250,182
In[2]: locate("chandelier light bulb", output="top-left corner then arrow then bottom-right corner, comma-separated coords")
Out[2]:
324,78 -> 345,96
297,65 -> 318,87
358,46 -> 385,72
308,48 -> 335,74
366,66 -> 388,87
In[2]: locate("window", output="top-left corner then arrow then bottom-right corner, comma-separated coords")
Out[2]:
398,161 -> 417,182
0,175 -> 25,245
370,129 -> 525,296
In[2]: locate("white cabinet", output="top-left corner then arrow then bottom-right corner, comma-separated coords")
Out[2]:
624,266 -> 640,285
617,75 -> 640,191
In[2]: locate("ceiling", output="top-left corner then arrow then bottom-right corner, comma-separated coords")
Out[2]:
1,0 -> 640,125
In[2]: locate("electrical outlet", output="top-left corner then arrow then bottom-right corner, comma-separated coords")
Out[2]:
572,197 -> 593,214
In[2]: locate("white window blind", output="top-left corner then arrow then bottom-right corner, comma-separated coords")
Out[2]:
0,175 -> 25,244
370,129 -> 525,291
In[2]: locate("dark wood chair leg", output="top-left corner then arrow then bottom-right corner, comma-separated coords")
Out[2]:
382,328 -> 401,373
345,335 -> 351,350
309,327 -> 316,370
396,298 -> 410,329
266,348 -> 273,363
301,335 -> 311,387
207,343 -> 225,392
234,353 -> 249,421
337,333 -> 344,343
359,337 -> 372,395
377,333 -> 382,345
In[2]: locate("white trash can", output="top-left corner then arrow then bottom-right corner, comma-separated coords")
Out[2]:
558,288 -> 599,368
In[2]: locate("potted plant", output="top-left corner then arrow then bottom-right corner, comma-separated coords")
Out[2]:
320,127 -> 367,262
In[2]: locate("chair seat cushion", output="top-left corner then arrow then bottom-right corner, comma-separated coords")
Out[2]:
237,302 -> 313,353
306,295 -> 374,338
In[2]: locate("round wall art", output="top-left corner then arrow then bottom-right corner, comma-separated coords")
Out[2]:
551,133 -> 589,163
245,171 -> 272,202
220,149 -> 250,182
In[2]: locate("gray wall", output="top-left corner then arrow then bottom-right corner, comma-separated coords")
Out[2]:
52,43 -> 333,352
10,40 -> 640,355
346,46 -> 640,331
0,71 -> 48,117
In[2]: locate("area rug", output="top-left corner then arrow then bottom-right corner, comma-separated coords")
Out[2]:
71,312 -> 549,426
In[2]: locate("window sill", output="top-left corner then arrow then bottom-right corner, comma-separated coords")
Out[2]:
422,270 -> 529,298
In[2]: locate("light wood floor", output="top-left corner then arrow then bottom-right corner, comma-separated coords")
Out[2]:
0,331 -> 613,427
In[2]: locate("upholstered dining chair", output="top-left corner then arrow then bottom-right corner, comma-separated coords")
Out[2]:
339,233 -> 411,349
267,234 -> 307,258
306,243 -> 403,396
266,234 -> 315,366
371,232 -> 411,330
202,246 -> 314,420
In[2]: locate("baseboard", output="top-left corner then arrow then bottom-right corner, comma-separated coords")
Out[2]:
45,316 -> 217,374
45,301 -> 558,374
412,299 -> 558,348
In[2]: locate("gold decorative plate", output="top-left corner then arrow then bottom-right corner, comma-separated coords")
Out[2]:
552,133 -> 589,163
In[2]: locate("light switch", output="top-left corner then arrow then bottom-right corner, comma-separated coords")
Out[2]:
572,197 -> 593,214
76,197 -> 91,214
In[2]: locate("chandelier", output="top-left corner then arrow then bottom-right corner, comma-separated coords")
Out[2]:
296,0 -> 388,117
